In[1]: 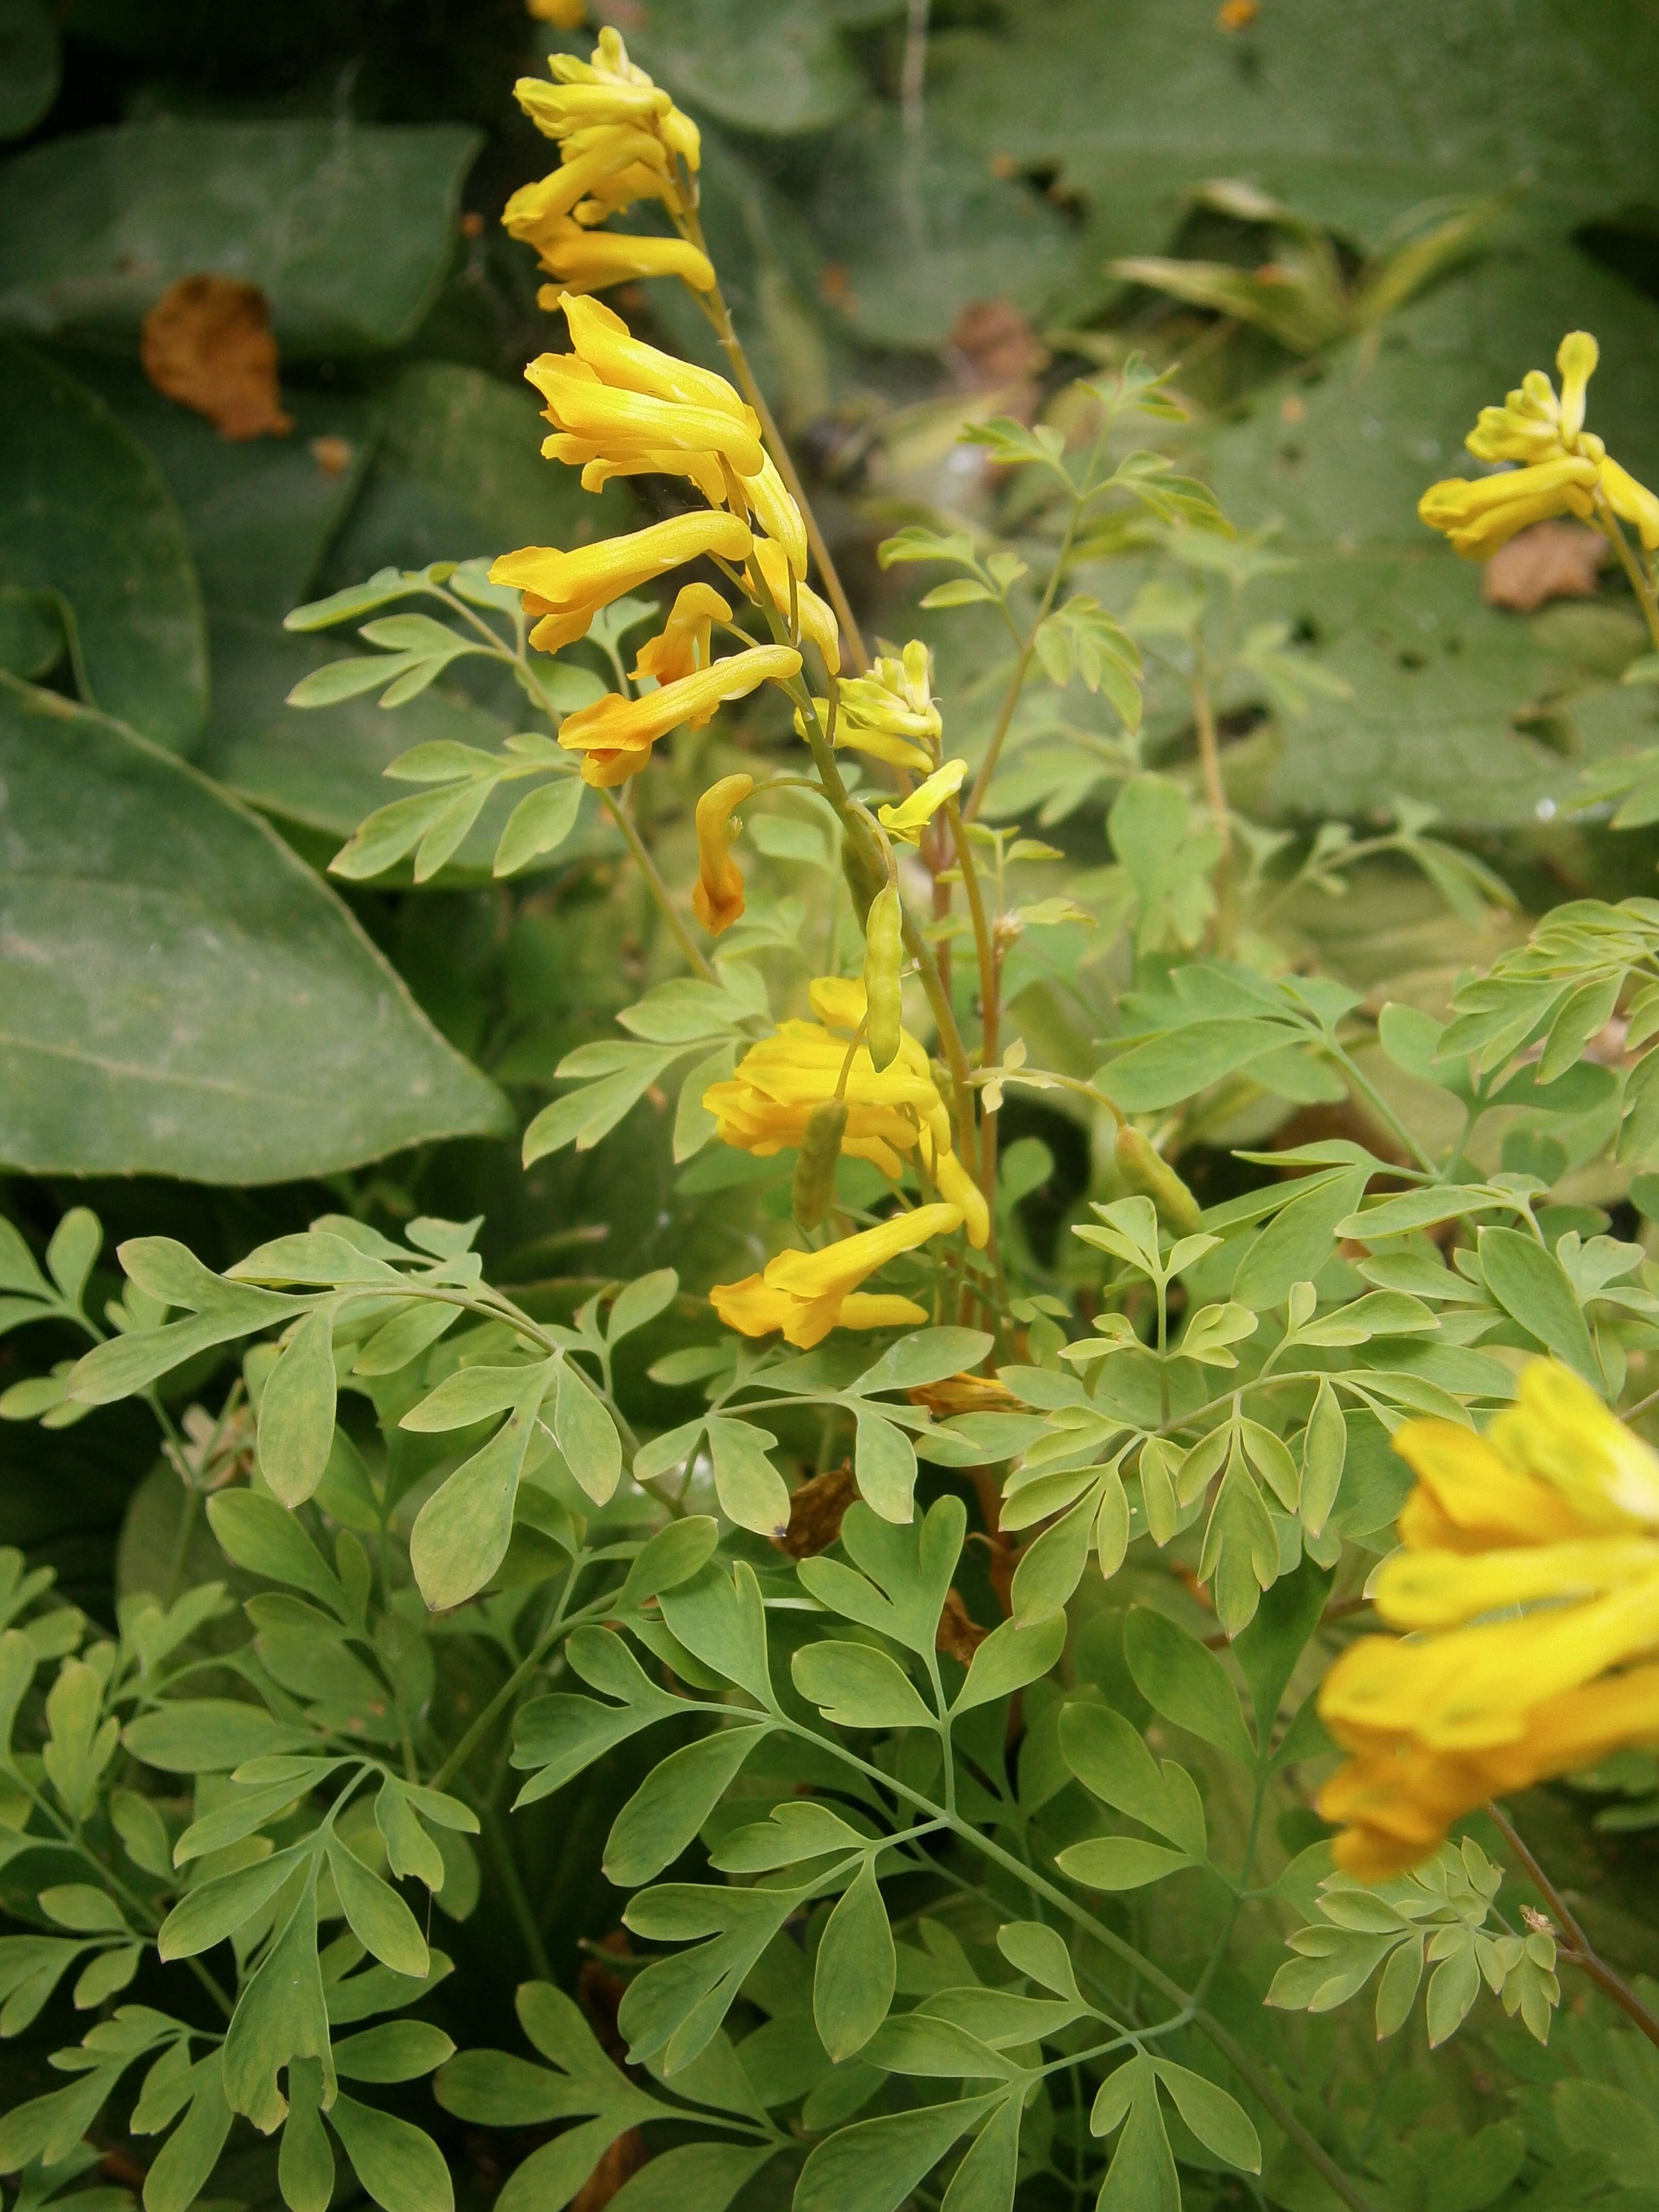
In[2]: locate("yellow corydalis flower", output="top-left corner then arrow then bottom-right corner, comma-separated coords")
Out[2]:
711,1202 -> 963,1348
703,975 -> 989,1247
752,538 -> 839,674
633,583 -> 730,689
1419,329 -> 1659,559
508,29 -> 708,292
692,773 -> 753,936
1316,1361 -> 1659,1879
879,757 -> 967,845
558,644 -> 800,787
829,642 -> 942,770
490,510 -> 753,656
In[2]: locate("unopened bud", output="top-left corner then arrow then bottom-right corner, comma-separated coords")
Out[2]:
1114,1124 -> 1202,1238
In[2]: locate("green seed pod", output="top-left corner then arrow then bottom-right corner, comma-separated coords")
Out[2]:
840,813 -> 888,928
792,1098 -> 848,1230
863,885 -> 904,1071
1114,1124 -> 1203,1238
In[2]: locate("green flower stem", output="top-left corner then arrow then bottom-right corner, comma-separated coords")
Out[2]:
429,1568 -> 609,1794
677,215 -> 871,676
1486,1802 -> 1659,2051
946,794 -> 1001,1223
963,491 -> 1083,824
1596,500 -> 1659,658
598,786 -> 717,985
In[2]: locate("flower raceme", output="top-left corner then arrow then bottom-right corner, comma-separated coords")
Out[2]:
1316,1361 -> 1659,1878
818,641 -> 943,771
703,975 -> 990,1248
507,28 -> 713,295
1419,330 -> 1659,559
711,1202 -> 963,1349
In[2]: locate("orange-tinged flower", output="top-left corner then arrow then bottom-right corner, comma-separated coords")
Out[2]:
692,772 -> 754,935
1317,1361 -> 1659,1878
491,511 -> 753,655
632,583 -> 730,688
711,1202 -> 962,1348
753,538 -> 839,673
557,644 -> 800,786
703,975 -> 989,1248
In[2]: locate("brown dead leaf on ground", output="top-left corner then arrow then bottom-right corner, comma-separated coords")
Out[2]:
571,2132 -> 647,2212
1482,521 -> 1608,611
141,275 -> 294,441
773,1461 -> 857,1559
936,1587 -> 991,1663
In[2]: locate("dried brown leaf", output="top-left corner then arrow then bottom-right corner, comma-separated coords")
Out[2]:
141,275 -> 294,441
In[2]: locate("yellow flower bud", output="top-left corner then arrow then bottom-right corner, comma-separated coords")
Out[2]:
691,772 -> 754,936
877,757 -> 967,845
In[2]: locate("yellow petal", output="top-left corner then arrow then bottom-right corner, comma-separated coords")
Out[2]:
1600,453 -> 1659,551
879,758 -> 967,844
691,772 -> 754,936
1375,1538 -> 1659,1628
1555,329 -> 1599,440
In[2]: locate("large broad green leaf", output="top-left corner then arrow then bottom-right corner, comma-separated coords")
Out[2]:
0,675 -> 511,1179
0,339 -> 206,751
0,121 -> 480,354
602,0 -> 865,136
806,112 -> 1076,351
0,0 -> 58,140
320,361 -> 635,591
928,0 -> 1659,258
1189,238 -> 1659,825
68,355 -> 372,622
196,617 -> 615,874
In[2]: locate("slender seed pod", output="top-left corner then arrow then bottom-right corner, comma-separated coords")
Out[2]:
840,812 -> 888,927
1114,1124 -> 1203,1238
792,1098 -> 848,1231
863,886 -> 904,1072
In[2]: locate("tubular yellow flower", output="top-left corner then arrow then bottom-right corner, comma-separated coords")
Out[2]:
490,510 -> 753,656
527,353 -> 765,477
1418,454 -> 1600,559
1421,329 -> 1659,558
632,583 -> 730,688
711,1202 -> 963,1348
561,293 -> 748,420
703,975 -> 990,1248
831,641 -> 942,769
533,224 -> 715,299
878,757 -> 967,845
501,136 -> 671,242
691,773 -> 754,936
1316,1360 -> 1659,1879
516,28 -> 700,171
557,644 -> 801,787
752,538 -> 840,674
730,453 -> 808,579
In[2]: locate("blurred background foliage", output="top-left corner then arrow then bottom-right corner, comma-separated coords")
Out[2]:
4,1 -> 1659,2156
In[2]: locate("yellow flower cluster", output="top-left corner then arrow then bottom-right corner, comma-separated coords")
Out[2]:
489,294 -> 815,787
505,28 -> 712,296
801,640 -> 942,771
1318,1361 -> 1659,1878
1419,331 -> 1659,559
705,975 -> 990,1248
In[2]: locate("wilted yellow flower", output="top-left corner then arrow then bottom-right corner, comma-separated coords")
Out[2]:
879,757 -> 967,844
632,583 -> 731,688
829,642 -> 942,770
692,773 -> 754,935
711,1202 -> 963,1348
752,538 -> 840,674
908,1371 -> 1020,1419
491,510 -> 753,656
1421,330 -> 1659,559
558,644 -> 800,786
704,975 -> 989,1247
1317,1361 -> 1659,1878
